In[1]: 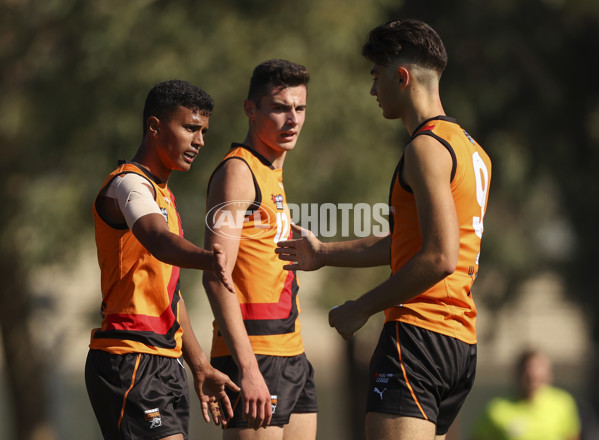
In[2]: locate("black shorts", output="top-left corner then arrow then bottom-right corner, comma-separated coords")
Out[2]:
211,353 -> 318,428
85,349 -> 190,440
366,322 -> 476,435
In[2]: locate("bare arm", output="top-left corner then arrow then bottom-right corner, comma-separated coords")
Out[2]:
179,297 -> 240,426
202,159 -> 272,429
276,223 -> 391,270
96,174 -> 234,292
131,213 -> 235,293
329,135 -> 459,338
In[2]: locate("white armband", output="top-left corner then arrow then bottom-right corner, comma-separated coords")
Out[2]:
105,173 -> 163,228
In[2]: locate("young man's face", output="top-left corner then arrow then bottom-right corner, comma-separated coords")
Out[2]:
247,84 -> 307,157
519,354 -> 552,399
155,105 -> 210,173
369,62 -> 403,120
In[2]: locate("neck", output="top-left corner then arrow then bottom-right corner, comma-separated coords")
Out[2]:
401,85 -> 445,135
131,143 -> 170,183
243,134 -> 286,169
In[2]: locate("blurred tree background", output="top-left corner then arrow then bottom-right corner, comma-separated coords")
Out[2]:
1,0 -> 598,439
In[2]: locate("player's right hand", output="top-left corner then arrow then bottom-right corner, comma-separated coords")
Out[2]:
329,300 -> 370,340
193,365 -> 240,427
240,367 -> 272,429
212,243 -> 236,294
275,223 -> 323,271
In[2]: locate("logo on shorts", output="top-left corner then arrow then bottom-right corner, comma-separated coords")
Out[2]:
144,408 -> 162,429
373,387 -> 387,400
271,395 -> 278,414
375,372 -> 393,384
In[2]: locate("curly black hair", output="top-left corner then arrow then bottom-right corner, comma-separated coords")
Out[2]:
142,79 -> 214,135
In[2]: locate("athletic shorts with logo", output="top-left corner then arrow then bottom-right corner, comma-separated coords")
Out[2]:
211,353 -> 318,428
367,321 -> 476,435
85,349 -> 190,440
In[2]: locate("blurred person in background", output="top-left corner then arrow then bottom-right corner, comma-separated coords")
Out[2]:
471,348 -> 581,440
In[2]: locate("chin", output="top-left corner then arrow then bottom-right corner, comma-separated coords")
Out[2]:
178,162 -> 192,172
383,111 -> 400,120
278,142 -> 297,151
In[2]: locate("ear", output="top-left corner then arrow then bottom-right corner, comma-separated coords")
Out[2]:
244,99 -> 256,120
397,66 -> 409,87
147,116 -> 161,137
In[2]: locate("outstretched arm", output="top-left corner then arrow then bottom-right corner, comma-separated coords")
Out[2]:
329,135 -> 459,339
276,223 -> 391,271
97,173 -> 234,292
133,214 -> 234,293
202,159 -> 272,430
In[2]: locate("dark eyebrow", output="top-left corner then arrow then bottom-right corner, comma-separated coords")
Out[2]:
272,99 -> 306,107
271,103 -> 292,112
185,122 -> 207,131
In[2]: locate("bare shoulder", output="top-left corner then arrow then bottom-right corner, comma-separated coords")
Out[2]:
404,135 -> 453,187
208,157 -> 256,205
205,158 -> 255,248
405,134 -> 450,161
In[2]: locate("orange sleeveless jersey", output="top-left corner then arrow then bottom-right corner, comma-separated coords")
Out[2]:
208,144 -> 303,357
90,162 -> 184,357
386,117 -> 492,344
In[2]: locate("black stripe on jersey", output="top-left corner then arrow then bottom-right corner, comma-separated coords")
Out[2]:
122,161 -> 166,185
92,281 -> 182,350
92,327 -> 179,349
242,275 -> 300,336
233,143 -> 275,170
388,159 -> 402,235
410,115 -> 457,138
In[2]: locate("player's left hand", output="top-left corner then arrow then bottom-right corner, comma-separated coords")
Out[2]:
328,300 -> 370,340
193,365 -> 240,426
212,243 -> 235,294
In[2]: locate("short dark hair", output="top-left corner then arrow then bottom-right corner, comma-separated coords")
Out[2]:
247,59 -> 310,105
516,349 -> 547,374
362,19 -> 447,73
142,79 -> 215,135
